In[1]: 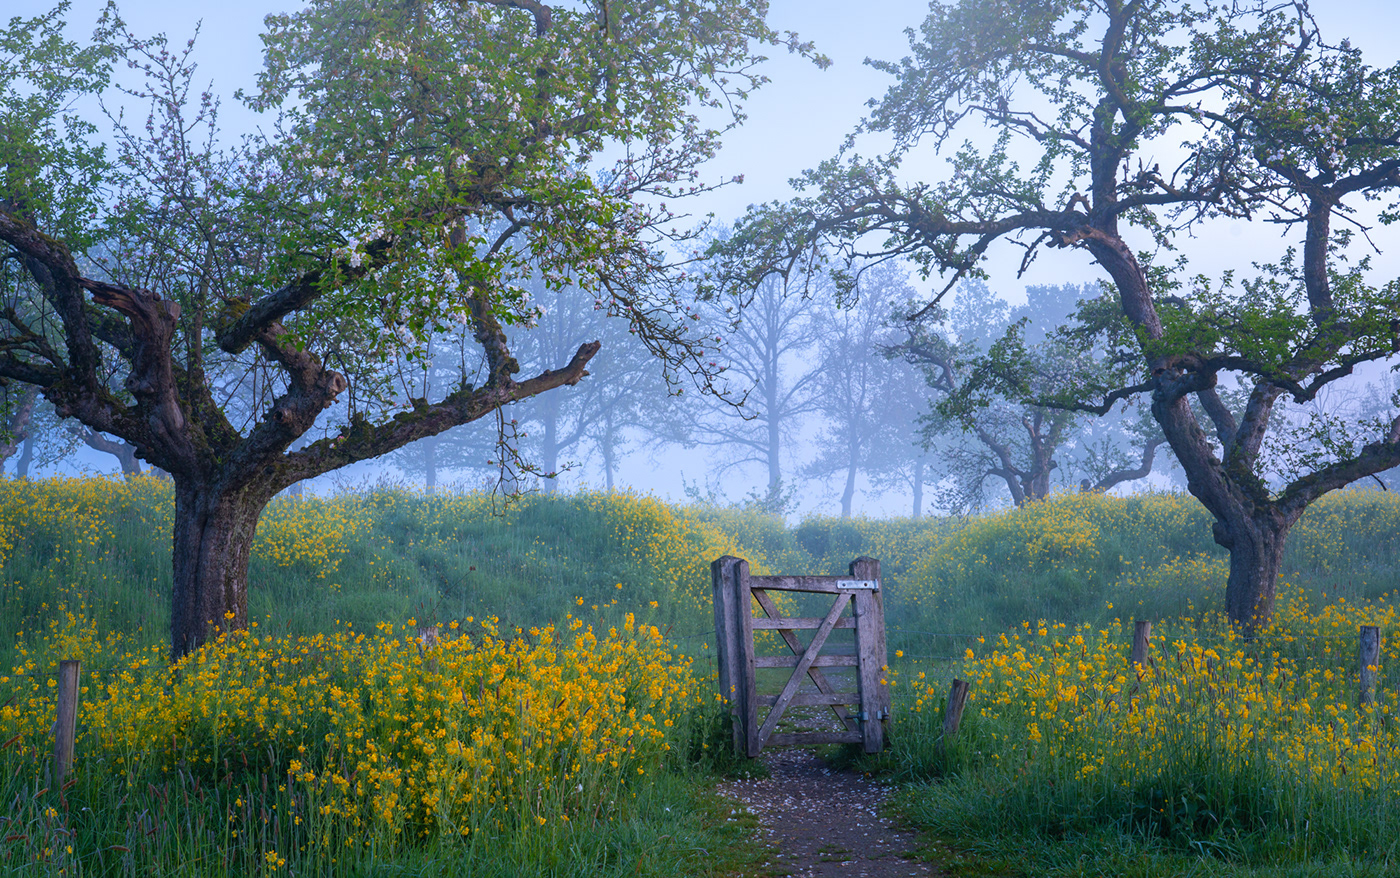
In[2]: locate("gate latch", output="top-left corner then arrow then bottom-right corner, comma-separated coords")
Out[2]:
837,579 -> 880,591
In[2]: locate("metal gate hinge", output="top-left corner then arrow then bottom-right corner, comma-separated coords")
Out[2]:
837,579 -> 880,590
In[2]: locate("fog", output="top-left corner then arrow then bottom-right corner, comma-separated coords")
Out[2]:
10,0 -> 1400,518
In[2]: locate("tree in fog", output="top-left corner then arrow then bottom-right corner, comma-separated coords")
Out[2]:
898,281 -> 1165,512
0,384 -> 40,475
864,361 -> 938,518
679,271 -> 824,511
724,0 -> 1400,632
1,379 -> 159,479
0,0 -> 812,657
393,276 -> 678,493
1357,374 -> 1400,490
500,278 -> 677,492
804,261 -> 920,517
384,331 -> 475,493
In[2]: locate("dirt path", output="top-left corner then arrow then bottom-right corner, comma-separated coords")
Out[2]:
715,749 -> 941,878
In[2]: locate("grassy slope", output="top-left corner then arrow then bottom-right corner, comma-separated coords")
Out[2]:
0,482 -> 781,878
9,481 -> 1394,665
4,480 -> 1400,876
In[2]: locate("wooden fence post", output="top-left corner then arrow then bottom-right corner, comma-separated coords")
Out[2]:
711,556 -> 746,754
1131,620 -> 1152,668
942,678 -> 970,739
417,626 -> 440,673
851,556 -> 887,754
736,559 -> 760,757
53,659 -> 80,782
1359,625 -> 1381,707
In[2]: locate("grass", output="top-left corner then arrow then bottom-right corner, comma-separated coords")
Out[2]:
3,478 -> 1400,876
0,479 -> 784,877
862,602 -> 1400,875
0,611 -> 772,876
0,751 -> 767,877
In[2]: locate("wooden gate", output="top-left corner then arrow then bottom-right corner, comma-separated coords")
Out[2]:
711,555 -> 890,756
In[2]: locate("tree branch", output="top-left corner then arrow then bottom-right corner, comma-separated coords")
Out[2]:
0,209 -> 103,382
1280,434 -> 1400,516
283,340 -> 600,481
1039,379 -> 1154,416
1196,386 -> 1238,454
1085,436 -> 1163,493
215,238 -> 395,355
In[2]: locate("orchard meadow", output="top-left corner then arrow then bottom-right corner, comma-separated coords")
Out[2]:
3,477 -> 1399,876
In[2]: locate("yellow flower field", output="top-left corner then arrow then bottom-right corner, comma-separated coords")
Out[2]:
892,583 -> 1400,856
1,608 -> 704,863
3,477 -> 1400,872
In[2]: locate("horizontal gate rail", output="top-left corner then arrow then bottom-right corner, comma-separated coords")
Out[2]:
765,732 -> 864,747
754,654 -> 859,668
752,616 -> 858,630
755,692 -> 861,707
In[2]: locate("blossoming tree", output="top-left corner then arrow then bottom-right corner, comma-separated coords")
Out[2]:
0,0 -> 818,657
722,0 -> 1400,633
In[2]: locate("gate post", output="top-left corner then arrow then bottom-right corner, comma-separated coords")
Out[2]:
850,557 -> 889,753
711,556 -> 746,754
736,558 -> 760,757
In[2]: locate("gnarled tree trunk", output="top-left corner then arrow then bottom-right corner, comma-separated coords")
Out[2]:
1215,512 -> 1291,633
169,478 -> 275,659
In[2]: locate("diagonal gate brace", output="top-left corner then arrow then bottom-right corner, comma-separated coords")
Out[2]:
754,592 -> 852,749
752,590 -> 860,734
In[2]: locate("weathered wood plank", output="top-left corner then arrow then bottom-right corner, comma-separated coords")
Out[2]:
738,559 -> 760,758
851,556 -> 887,754
765,732 -> 864,747
755,593 -> 851,748
751,616 -> 857,630
754,654 -> 859,668
750,575 -> 881,594
711,556 -> 745,754
751,590 -> 861,734
1131,620 -> 1152,668
1360,625 -> 1381,706
866,560 -> 892,738
756,692 -> 860,707
942,678 -> 970,738
52,659 -> 80,783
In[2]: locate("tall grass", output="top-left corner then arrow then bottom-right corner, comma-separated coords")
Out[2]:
876,603 -> 1400,874
869,490 -> 1400,638
0,611 -> 750,877
4,478 -> 1400,875
804,490 -> 1400,874
0,479 -> 777,877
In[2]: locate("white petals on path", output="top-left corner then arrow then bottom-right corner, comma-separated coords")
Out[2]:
716,749 -> 939,877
